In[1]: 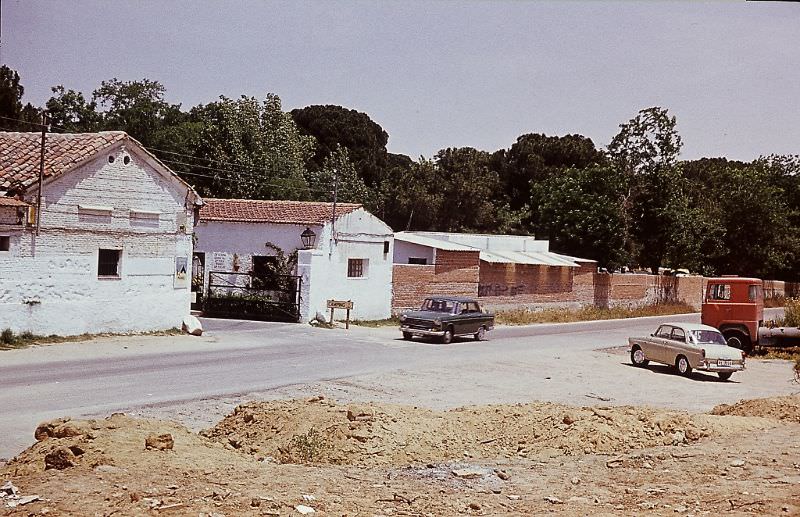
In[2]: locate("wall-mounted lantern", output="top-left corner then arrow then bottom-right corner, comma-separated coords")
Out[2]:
301,227 -> 316,249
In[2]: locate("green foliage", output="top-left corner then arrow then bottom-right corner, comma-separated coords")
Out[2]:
783,298 -> 800,328
188,93 -> 315,199
501,133 -> 605,210
607,107 -> 684,273
92,78 -> 184,146
280,427 -> 331,464
1,328 -> 16,345
46,85 -> 102,132
0,66 -> 40,130
291,104 -> 390,188
532,165 -> 628,269
305,145 -> 372,205
496,302 -> 695,325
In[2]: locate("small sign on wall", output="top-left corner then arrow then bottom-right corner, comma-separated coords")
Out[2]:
213,252 -> 227,271
174,256 -> 189,288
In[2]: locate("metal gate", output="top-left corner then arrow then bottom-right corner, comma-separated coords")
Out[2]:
203,271 -> 302,322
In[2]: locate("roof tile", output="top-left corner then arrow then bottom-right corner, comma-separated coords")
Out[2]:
0,131 -> 127,192
201,198 -> 361,225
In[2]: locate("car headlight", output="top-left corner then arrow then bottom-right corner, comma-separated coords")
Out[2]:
433,318 -> 441,326
399,314 -> 407,322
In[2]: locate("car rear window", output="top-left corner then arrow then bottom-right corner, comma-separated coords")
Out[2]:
689,330 -> 726,346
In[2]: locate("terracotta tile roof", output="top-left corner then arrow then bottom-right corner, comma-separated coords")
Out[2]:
0,196 -> 29,207
0,131 -> 127,192
201,198 -> 362,225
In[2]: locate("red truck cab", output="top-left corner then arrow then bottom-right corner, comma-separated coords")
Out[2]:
701,277 -> 763,353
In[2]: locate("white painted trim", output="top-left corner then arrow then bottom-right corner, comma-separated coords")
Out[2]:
130,209 -> 162,219
78,204 -> 113,215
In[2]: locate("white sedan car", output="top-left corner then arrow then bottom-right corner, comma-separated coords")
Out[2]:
628,322 -> 745,381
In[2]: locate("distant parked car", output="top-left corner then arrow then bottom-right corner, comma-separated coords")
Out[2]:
628,322 -> 745,381
399,296 -> 495,344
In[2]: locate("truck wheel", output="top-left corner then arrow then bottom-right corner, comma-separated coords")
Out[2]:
402,331 -> 413,340
718,372 -> 733,381
676,355 -> 692,377
630,346 -> 649,367
723,331 -> 753,355
441,327 -> 453,344
474,326 -> 486,341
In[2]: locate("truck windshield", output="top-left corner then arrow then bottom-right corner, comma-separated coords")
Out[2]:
421,299 -> 457,313
689,330 -> 727,346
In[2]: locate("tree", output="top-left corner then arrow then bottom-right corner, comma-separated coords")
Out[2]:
0,66 -> 40,130
92,78 -> 184,146
305,145 -> 372,205
532,165 -> 628,269
607,107 -> 684,272
183,93 -> 315,200
290,104 -> 390,187
46,86 -> 102,132
500,133 -> 605,210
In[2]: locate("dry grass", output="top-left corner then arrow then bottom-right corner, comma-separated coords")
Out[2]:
495,302 -> 696,326
352,316 -> 400,328
0,327 -> 182,351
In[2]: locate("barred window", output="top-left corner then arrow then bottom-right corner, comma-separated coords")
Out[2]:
348,258 -> 365,278
98,249 -> 121,277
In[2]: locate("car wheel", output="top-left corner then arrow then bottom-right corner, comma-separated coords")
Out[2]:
402,331 -> 413,341
441,328 -> 453,344
718,372 -> 733,381
723,331 -> 753,355
630,346 -> 649,367
474,326 -> 486,341
676,355 -> 692,377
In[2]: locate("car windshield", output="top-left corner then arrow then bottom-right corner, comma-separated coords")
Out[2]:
689,330 -> 727,346
421,299 -> 457,313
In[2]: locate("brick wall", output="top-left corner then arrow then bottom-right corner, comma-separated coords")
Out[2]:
392,249 -> 479,312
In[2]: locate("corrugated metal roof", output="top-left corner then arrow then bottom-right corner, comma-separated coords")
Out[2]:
480,250 -> 580,267
394,232 -> 478,252
550,252 -> 597,264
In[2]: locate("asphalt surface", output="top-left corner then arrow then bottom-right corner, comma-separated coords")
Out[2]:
1,309 -> 794,460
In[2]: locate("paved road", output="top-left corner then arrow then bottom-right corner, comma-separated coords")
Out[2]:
1,310 -> 794,459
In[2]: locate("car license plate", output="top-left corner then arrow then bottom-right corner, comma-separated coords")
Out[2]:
718,360 -> 733,367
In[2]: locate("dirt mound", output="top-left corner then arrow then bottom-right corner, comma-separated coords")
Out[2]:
711,394 -> 800,422
4,413 -> 225,478
200,397 -> 757,466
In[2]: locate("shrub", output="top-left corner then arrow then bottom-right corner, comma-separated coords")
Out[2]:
784,298 -> 800,328
279,427 -> 331,464
0,328 -> 15,345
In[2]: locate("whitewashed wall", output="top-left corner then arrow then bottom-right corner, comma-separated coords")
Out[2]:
0,144 -> 196,336
393,240 -> 435,265
197,207 -> 394,322
194,220 -> 314,290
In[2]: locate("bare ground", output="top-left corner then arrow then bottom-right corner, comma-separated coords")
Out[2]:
3,396 -> 800,516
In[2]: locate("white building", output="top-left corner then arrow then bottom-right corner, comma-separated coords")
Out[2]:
195,199 -> 394,322
0,131 -> 202,336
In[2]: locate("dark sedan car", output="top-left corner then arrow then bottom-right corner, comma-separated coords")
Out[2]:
399,296 -> 495,344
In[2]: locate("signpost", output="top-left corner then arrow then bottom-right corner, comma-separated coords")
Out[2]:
327,299 -> 354,329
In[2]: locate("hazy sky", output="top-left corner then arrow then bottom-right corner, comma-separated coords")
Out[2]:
3,1 -> 799,160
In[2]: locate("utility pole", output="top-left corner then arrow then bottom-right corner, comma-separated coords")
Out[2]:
36,112 -> 47,236
330,167 -> 338,242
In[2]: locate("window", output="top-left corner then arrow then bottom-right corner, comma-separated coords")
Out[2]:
0,236 -> 9,251
383,241 -> 390,254
707,284 -> 731,301
348,258 -> 366,278
461,302 -> 480,313
748,284 -> 762,302
655,325 -> 671,339
98,249 -> 121,277
671,327 -> 686,342
408,257 -> 428,265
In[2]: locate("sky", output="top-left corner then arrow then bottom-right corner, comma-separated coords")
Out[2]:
2,0 -> 799,161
